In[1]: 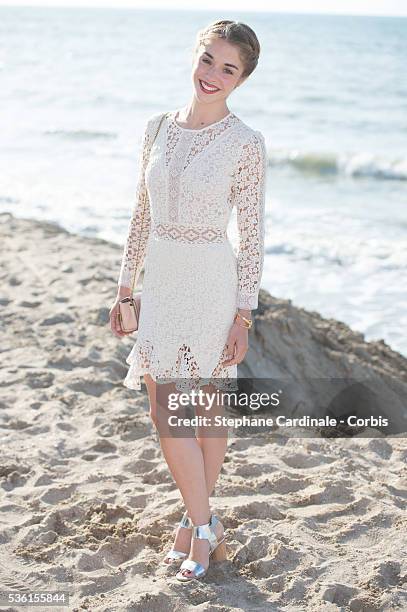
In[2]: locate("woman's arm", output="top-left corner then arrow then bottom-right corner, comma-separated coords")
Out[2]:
117,117 -> 154,296
233,130 -> 267,313
219,130 -> 268,367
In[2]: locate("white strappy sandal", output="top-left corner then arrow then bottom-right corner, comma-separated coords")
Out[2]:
176,514 -> 227,581
162,511 -> 193,565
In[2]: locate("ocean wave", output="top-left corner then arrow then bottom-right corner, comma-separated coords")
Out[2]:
264,237 -> 407,269
265,242 -> 350,266
44,129 -> 118,141
0,196 -> 19,204
269,150 -> 407,181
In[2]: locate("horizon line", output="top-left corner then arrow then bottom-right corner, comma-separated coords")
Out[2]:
0,4 -> 407,19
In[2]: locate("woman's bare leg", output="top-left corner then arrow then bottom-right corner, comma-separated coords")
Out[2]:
143,374 -> 224,569
196,382 -> 229,498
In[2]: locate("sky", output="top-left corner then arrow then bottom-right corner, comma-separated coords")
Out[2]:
0,0 -> 407,17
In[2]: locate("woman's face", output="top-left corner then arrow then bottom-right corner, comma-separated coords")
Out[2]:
191,37 -> 247,104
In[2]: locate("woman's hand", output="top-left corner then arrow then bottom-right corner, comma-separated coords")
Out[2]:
109,294 -> 128,338
222,319 -> 250,367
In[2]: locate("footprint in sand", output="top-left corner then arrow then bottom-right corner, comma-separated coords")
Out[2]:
280,451 -> 336,469
320,582 -> 360,607
26,371 -> 55,389
0,463 -> 31,490
67,377 -> 115,397
122,458 -> 157,474
290,482 -> 355,507
39,313 -> 75,326
245,541 -> 302,579
19,300 -> 42,308
40,484 -> 76,504
88,439 -> 117,454
360,559 -> 401,590
256,475 -> 311,495
233,500 -> 286,521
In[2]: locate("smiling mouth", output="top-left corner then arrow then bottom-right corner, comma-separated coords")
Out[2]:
199,79 -> 220,93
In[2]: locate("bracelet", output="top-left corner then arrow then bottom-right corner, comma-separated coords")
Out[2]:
234,312 -> 253,330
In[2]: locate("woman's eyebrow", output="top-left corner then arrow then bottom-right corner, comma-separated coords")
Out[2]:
202,51 -> 239,71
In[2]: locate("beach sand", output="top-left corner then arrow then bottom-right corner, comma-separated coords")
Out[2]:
1,211 -> 406,611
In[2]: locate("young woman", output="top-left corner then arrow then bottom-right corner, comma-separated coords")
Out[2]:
109,20 -> 267,582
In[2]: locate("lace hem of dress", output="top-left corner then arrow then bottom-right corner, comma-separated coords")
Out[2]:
123,339 -> 238,393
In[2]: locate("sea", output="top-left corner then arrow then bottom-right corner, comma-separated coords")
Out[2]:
1,7 -> 406,357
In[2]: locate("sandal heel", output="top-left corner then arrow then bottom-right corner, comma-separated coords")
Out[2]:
211,538 -> 227,562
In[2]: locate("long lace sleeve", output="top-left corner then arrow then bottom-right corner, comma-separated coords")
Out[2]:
232,130 -> 267,310
117,118 -> 153,290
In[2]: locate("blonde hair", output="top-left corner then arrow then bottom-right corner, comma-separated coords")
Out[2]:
194,20 -> 261,80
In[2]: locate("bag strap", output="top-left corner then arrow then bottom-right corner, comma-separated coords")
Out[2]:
130,111 -> 169,296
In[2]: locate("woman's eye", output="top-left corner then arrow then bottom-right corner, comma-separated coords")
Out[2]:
201,58 -> 233,75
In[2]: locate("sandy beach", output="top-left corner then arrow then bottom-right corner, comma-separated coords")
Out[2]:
1,210 -> 406,612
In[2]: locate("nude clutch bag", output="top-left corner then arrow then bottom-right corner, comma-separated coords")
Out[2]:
117,291 -> 142,333
117,111 -> 169,335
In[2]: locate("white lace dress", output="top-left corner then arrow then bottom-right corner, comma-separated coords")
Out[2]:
117,109 -> 267,392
